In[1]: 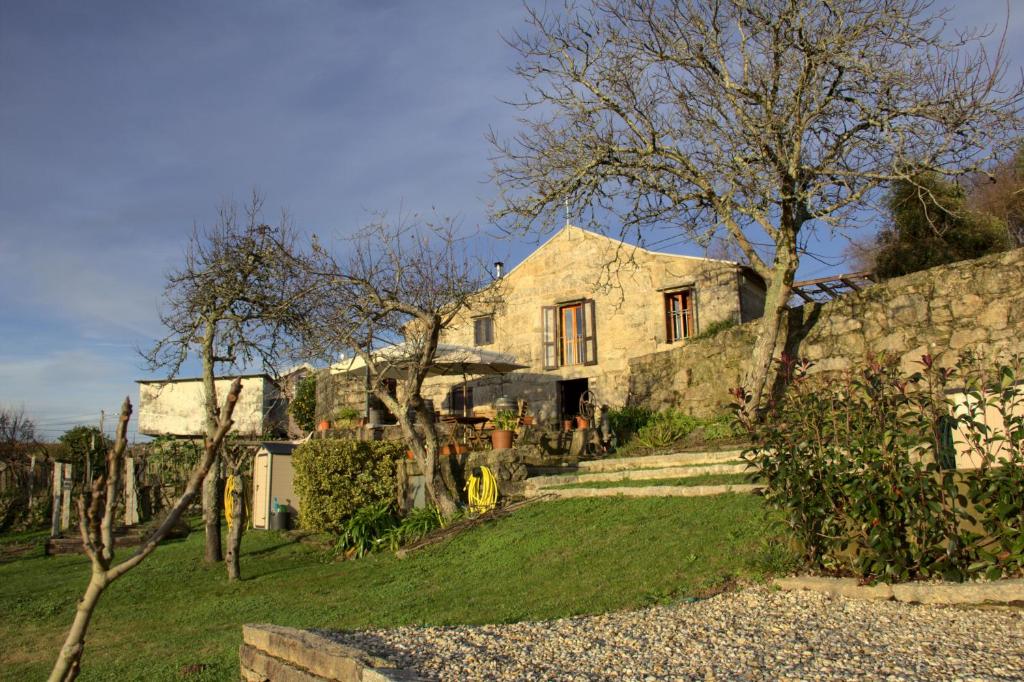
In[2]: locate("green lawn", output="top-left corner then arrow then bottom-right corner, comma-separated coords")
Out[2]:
0,495 -> 778,681
551,472 -> 755,489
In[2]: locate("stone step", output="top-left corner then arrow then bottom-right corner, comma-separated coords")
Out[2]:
574,449 -> 745,473
526,483 -> 762,500
526,462 -> 748,490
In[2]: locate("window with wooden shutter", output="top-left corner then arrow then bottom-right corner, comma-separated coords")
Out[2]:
582,299 -> 597,365
542,306 -> 558,370
665,289 -> 695,343
473,316 -> 494,346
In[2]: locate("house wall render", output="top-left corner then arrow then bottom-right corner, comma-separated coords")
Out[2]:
629,248 -> 1024,417
138,375 -> 286,437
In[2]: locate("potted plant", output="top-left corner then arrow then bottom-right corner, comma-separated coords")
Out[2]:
332,406 -> 360,430
491,410 -> 518,450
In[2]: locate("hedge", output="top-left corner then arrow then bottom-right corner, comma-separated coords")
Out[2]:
292,439 -> 404,534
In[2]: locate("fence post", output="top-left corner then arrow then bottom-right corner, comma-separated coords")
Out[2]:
59,463 -> 72,532
124,456 -> 139,526
50,464 -> 62,537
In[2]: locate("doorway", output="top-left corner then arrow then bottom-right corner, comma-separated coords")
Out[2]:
557,378 -> 589,422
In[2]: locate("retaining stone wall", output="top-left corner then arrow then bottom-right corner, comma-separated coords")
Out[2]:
629,248 -> 1024,417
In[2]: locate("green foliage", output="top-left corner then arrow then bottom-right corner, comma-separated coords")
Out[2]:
337,503 -> 449,558
739,353 -> 1024,582
634,410 -> 700,449
697,413 -> 741,442
606,406 -> 654,443
875,172 -> 1012,279
292,439 -> 403,534
336,501 -> 399,558
57,426 -> 110,468
289,374 -> 318,432
144,436 -> 200,497
492,410 -> 518,431
694,318 -> 737,340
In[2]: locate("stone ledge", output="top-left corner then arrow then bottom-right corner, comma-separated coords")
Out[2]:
774,576 -> 1024,606
241,624 -> 422,681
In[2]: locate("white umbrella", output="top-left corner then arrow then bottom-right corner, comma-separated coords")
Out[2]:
332,343 -> 527,416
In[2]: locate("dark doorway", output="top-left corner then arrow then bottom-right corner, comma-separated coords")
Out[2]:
557,378 -> 589,422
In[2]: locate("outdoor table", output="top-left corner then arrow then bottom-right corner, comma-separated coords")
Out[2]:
440,415 -> 492,449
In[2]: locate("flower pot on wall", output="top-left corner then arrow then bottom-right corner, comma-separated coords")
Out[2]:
440,442 -> 468,457
317,420 -> 330,432
576,416 -> 590,429
491,429 -> 514,450
562,419 -> 574,432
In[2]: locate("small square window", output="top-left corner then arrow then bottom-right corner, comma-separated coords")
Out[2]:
474,316 -> 494,346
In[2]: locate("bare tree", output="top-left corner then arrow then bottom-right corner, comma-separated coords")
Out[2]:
294,214 -> 496,519
969,142 -> 1024,246
143,191 -> 307,576
490,0 -> 1023,413
48,380 -> 242,682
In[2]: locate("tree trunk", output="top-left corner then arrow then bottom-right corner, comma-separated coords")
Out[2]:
48,574 -> 107,682
744,249 -> 798,416
425,469 -> 459,519
225,472 -> 245,581
202,462 -> 222,563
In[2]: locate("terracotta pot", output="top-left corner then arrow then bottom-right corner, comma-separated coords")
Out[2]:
491,429 -> 514,450
440,443 -> 467,456
317,420 -> 331,432
521,416 -> 534,426
406,450 -> 415,460
562,419 -> 574,432
576,416 -> 590,429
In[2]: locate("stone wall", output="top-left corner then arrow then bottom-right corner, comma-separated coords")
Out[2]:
629,248 -> 1024,417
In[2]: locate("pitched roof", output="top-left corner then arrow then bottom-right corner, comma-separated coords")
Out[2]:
500,224 -> 740,281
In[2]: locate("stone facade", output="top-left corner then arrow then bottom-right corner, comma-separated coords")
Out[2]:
629,248 -> 1024,417
423,225 -> 765,424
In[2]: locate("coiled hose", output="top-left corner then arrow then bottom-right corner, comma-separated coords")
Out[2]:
223,475 -> 250,529
465,465 -> 498,514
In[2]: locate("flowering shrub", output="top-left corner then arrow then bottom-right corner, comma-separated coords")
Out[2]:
737,353 -> 1023,582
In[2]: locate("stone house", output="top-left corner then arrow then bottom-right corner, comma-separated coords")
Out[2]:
137,374 -> 288,438
419,224 -> 766,424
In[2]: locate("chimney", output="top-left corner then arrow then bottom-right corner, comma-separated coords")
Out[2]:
494,261 -> 505,278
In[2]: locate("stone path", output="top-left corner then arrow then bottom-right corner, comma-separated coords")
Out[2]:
328,586 -> 1024,681
525,449 -> 761,500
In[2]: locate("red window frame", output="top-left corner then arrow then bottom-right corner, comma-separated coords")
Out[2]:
665,290 -> 694,343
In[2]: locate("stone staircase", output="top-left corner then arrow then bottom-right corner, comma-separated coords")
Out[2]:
524,449 -> 762,500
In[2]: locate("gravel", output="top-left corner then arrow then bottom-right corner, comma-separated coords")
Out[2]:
327,586 -> 1024,681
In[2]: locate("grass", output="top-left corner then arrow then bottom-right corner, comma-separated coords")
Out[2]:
550,472 -> 755,490
0,495 -> 780,681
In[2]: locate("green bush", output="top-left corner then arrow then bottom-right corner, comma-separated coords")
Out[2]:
694,318 -> 736,340
335,503 -> 448,558
739,353 -> 1024,582
288,375 -> 318,432
292,439 -> 403,534
634,409 -> 699,449
606,406 -> 654,443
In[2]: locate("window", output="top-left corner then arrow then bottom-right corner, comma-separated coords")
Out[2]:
665,289 -> 695,343
542,300 -> 597,369
473,316 -> 494,346
450,385 -> 473,415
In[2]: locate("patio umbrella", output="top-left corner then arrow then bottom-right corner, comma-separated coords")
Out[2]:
331,343 -> 527,416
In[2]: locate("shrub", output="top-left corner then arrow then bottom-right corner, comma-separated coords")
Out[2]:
739,353 -> 1024,582
292,439 -> 403,534
694,318 -> 736,340
289,374 -> 318,432
336,501 -> 399,558
606,406 -> 654,443
634,409 -> 699,449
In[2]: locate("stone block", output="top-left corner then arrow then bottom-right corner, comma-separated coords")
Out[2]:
242,624 -> 392,681
239,644 -> 325,682
891,579 -> 1024,605
773,576 -> 894,601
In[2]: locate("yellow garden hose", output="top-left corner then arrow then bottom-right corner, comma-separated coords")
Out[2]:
466,466 -> 498,514
223,475 -> 250,529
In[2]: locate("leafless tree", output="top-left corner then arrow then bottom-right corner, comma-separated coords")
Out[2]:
143,191 -> 308,577
48,381 -> 242,682
294,214 -> 497,519
969,142 -> 1024,246
490,0 -> 1023,413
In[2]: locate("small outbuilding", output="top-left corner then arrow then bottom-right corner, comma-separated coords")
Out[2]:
252,442 -> 300,530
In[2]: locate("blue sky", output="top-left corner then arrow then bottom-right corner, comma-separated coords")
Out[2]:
1,1 -> 1021,441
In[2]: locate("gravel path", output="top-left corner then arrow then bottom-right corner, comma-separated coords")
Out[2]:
328,587 -> 1024,681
